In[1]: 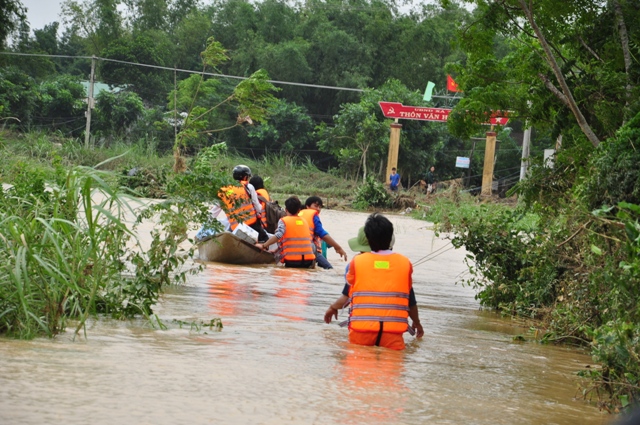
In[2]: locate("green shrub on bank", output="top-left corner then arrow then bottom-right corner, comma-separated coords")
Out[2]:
353,175 -> 392,209
419,116 -> 640,409
0,164 -> 195,338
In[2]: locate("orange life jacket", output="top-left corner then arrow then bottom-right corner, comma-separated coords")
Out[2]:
256,188 -> 270,229
219,183 -> 257,230
279,215 -> 316,263
348,253 -> 411,334
298,208 -> 321,249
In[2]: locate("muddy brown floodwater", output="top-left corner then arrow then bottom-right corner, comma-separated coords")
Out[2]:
0,209 -> 615,424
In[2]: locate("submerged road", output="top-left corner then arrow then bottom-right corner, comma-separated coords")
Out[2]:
0,209 -> 610,424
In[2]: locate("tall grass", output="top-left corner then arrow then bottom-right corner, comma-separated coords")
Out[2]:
0,160 -> 190,338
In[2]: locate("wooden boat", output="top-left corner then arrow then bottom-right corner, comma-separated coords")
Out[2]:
196,232 -> 275,265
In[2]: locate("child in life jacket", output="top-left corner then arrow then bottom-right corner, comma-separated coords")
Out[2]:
324,213 -> 424,350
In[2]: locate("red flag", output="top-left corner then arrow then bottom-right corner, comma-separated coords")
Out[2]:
447,75 -> 461,92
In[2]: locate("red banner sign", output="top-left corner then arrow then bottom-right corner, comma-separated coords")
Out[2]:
379,101 -> 509,125
378,102 -> 451,122
490,116 -> 509,126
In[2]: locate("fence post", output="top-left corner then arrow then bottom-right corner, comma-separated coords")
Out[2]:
84,56 -> 96,149
481,131 -> 497,196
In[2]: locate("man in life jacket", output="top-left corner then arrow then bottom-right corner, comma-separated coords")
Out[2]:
298,196 -> 348,269
255,196 -> 316,268
249,175 -> 270,231
324,213 -> 424,350
218,164 -> 268,242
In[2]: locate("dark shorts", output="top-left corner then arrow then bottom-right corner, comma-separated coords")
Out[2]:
284,260 -> 315,269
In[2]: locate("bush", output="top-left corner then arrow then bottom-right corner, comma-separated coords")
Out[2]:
353,175 -> 392,209
580,112 -> 640,209
0,164 -> 197,338
93,90 -> 145,142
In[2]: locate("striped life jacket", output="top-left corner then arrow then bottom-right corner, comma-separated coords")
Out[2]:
279,216 -> 316,263
347,253 -> 412,334
298,208 -> 321,250
256,188 -> 270,229
219,183 -> 257,230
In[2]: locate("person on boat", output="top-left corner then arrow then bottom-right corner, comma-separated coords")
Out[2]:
219,164 -> 268,242
298,196 -> 348,269
255,196 -> 316,268
249,175 -> 270,232
324,213 -> 424,350
195,202 -> 231,240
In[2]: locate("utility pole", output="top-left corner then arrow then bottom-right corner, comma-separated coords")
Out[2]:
481,130 -> 497,196
174,65 -> 178,141
520,126 -> 532,181
385,119 -> 402,185
84,56 -> 96,149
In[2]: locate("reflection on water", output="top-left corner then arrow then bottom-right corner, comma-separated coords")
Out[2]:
0,211 -> 611,425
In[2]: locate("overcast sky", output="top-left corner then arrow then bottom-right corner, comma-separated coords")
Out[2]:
20,0 -> 442,34
22,0 -> 64,31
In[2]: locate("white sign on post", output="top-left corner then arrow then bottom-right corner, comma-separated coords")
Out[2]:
544,149 -> 555,168
455,156 -> 470,168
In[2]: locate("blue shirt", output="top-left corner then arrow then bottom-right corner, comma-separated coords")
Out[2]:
312,215 -> 329,239
390,173 -> 401,189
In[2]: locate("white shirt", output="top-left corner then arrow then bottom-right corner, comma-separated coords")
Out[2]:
245,183 -> 263,215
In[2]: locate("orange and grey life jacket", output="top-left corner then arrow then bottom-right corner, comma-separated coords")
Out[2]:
347,253 -> 411,334
279,215 -> 316,263
256,188 -> 270,229
298,208 -> 321,250
219,183 -> 257,230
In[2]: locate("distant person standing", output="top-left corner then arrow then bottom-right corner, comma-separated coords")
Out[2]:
425,166 -> 437,194
389,167 -> 401,192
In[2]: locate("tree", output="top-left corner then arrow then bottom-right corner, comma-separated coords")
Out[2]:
449,0 -> 640,148
128,0 -> 169,33
61,0 -> 123,55
247,99 -> 315,154
0,67 -> 38,126
0,0 -> 26,48
93,90 -> 145,140
173,37 -> 280,172
33,22 -> 59,55
172,10 -> 214,71
100,31 -> 174,104
36,74 -> 86,134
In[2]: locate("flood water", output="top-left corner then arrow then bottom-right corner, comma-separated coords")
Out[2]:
0,210 -> 613,424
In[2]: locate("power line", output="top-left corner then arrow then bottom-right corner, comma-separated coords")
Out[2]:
0,51 -> 365,93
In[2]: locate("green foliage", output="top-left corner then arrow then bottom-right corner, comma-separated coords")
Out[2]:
93,90 -> 145,141
100,31 -> 173,104
0,67 -> 38,126
247,99 -> 314,153
0,0 -> 26,48
232,69 -> 280,124
0,163 -> 195,338
173,38 -> 279,155
118,164 -> 169,199
422,157 -> 640,407
581,320 -> 640,411
450,0 -> 640,145
353,175 -> 392,210
580,112 -> 640,209
167,143 -> 230,208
